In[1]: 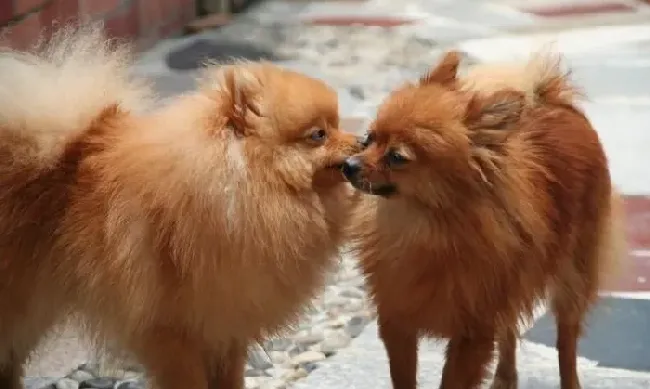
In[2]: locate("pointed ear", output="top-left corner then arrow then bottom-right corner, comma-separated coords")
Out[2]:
216,65 -> 263,137
462,90 -> 524,185
420,51 -> 462,87
465,90 -> 525,131
464,90 -> 525,151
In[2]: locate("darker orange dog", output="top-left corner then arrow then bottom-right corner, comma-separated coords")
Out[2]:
343,51 -> 624,389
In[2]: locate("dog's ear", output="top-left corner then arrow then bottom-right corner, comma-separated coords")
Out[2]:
215,65 -> 263,137
463,90 -> 525,184
465,90 -> 525,135
420,51 -> 462,87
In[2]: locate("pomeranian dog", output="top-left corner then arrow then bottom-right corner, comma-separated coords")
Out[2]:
0,24 -> 361,389
343,51 -> 624,389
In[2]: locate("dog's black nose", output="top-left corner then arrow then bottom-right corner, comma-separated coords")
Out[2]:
342,157 -> 362,180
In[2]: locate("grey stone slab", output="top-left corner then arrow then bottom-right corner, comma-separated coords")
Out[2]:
526,298 -> 650,372
24,377 -> 57,389
135,36 -> 200,73
145,72 -> 198,98
165,39 -> 282,71
295,321 -> 650,389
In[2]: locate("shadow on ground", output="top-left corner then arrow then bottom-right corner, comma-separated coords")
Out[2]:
166,38 -> 283,70
525,297 -> 650,372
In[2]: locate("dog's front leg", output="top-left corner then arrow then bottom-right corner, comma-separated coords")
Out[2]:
490,327 -> 518,389
206,342 -> 246,389
439,334 -> 495,389
378,318 -> 419,389
135,327 -> 208,389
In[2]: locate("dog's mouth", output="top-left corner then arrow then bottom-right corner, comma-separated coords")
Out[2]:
313,160 -> 349,187
340,156 -> 397,197
327,161 -> 346,170
347,178 -> 397,197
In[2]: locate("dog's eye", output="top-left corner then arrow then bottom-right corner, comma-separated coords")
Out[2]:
361,132 -> 375,148
309,128 -> 327,142
387,150 -> 408,166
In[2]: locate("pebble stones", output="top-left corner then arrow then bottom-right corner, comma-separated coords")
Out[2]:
78,378 -> 116,389
48,362 -> 140,389
51,377 -> 117,389
240,257 -> 373,388
54,379 -> 79,389
115,381 -> 145,389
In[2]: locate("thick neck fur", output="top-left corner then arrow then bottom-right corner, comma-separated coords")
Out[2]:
77,95 -> 340,277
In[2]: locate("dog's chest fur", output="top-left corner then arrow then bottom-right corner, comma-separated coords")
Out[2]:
357,199 -> 546,338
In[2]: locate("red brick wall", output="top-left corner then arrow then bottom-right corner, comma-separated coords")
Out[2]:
0,0 -> 197,51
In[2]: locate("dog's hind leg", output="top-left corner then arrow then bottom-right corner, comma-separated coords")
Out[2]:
551,252 -> 598,389
134,327 -> 209,389
0,352 -> 24,389
0,328 -> 47,389
439,333 -> 495,389
489,327 -> 518,389
551,189 -> 622,389
0,301 -> 62,389
206,342 -> 246,389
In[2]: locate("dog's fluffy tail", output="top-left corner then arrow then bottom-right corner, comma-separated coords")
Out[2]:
0,23 -> 152,171
522,50 -> 581,106
597,189 -> 628,292
461,50 -> 581,106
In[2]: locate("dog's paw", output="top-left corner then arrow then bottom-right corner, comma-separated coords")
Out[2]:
489,376 -> 517,389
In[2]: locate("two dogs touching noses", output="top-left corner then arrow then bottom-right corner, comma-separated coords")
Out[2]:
0,24 -> 622,389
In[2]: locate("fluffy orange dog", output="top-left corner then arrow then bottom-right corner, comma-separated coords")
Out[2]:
0,24 -> 360,389
343,51 -> 624,389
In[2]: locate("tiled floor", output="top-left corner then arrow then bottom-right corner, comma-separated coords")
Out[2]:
303,16 -> 416,26
520,1 -> 637,18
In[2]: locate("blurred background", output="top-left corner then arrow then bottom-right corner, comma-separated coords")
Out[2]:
2,0 -> 650,388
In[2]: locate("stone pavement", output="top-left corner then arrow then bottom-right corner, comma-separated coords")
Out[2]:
20,0 -> 650,388
294,322 -> 650,389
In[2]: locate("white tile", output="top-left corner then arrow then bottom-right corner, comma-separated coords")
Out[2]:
458,24 -> 650,63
